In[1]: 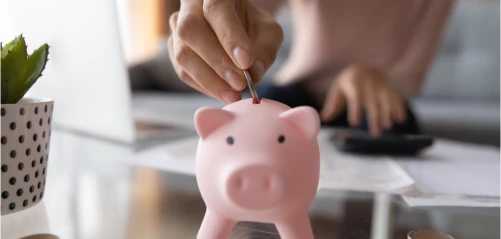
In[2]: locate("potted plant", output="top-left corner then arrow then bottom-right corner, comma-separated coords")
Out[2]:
1,35 -> 52,215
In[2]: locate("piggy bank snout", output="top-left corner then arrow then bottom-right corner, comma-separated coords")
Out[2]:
224,165 -> 286,210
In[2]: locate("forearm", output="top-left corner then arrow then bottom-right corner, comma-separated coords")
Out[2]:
389,0 -> 455,99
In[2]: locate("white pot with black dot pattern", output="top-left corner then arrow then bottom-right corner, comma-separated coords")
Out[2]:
1,98 -> 53,215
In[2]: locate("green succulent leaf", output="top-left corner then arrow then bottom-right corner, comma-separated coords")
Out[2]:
20,44 -> 49,93
1,34 -> 23,60
0,59 -> 9,104
24,44 -> 49,85
2,36 -> 28,103
1,35 -> 49,104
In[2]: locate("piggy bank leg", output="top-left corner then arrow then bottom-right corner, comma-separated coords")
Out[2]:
275,214 -> 313,239
197,210 -> 236,239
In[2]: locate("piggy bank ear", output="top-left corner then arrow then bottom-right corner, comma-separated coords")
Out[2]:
194,107 -> 235,139
279,106 -> 320,140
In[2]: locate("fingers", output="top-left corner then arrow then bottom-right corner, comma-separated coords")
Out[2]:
343,82 -> 363,127
390,93 -> 407,124
333,65 -> 410,137
370,89 -> 408,137
378,91 -> 393,130
368,89 -> 410,137
202,0 -> 254,69
321,85 -> 346,122
364,88 -> 381,137
169,11 -> 241,103
169,13 -> 208,95
175,6 -> 246,91
169,11 -> 179,31
167,0 -> 283,103
174,42 -> 241,103
168,39 -> 210,96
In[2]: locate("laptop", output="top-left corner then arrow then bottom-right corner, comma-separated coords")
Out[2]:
2,0 -> 219,144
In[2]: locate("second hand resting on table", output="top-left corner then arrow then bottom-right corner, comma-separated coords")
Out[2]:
166,0 -> 453,137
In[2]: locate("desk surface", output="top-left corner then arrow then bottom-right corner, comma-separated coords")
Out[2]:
2,129 -> 499,239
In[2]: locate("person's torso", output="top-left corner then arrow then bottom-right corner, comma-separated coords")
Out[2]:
274,0 -> 453,103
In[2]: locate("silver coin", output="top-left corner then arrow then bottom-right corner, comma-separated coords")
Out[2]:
407,229 -> 454,239
243,70 -> 260,104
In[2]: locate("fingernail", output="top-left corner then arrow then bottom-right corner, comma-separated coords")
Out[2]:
226,70 -> 244,90
254,59 -> 264,80
221,90 -> 240,104
233,47 -> 251,69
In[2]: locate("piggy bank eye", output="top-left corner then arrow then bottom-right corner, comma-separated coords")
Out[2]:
226,136 -> 234,145
278,135 -> 285,144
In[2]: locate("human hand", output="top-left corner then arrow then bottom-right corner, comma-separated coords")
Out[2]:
167,0 -> 283,103
320,65 -> 407,137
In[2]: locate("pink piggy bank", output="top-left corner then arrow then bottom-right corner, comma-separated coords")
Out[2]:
194,98 -> 320,239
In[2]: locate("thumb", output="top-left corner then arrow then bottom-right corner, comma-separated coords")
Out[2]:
321,85 -> 346,122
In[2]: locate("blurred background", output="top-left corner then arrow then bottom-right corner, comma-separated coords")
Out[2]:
2,0 -> 497,145
0,1 -> 499,239
124,0 -> 500,146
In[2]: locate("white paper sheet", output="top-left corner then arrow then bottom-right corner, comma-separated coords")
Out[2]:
317,131 -> 415,193
396,139 -> 500,197
401,188 -> 500,207
131,129 -> 500,208
134,131 -> 416,194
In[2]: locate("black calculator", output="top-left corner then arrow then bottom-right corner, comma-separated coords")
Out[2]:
330,129 -> 434,155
